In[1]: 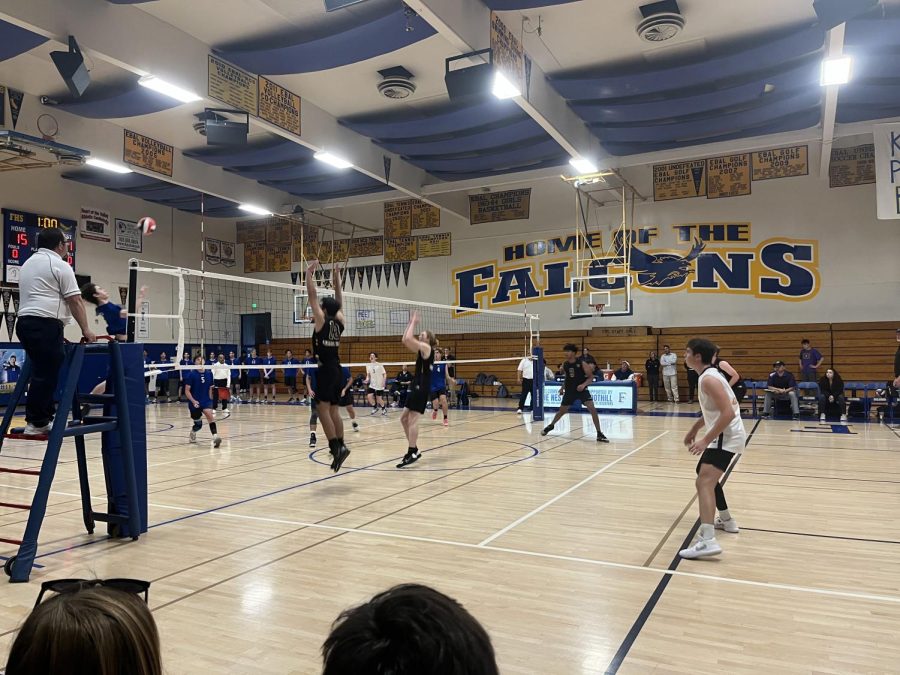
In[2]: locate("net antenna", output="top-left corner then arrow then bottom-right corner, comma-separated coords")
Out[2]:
562,168 -> 643,319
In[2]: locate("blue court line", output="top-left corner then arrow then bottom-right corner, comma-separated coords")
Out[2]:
33,420 -> 529,562
604,418 -> 761,674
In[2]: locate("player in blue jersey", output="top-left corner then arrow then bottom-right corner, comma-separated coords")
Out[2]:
227,350 -> 242,403
262,348 -> 277,403
246,348 -> 261,403
283,349 -> 300,403
184,355 -> 221,447
300,349 -> 316,405
430,348 -> 457,427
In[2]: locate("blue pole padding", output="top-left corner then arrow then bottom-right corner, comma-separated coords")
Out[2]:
532,346 -> 544,422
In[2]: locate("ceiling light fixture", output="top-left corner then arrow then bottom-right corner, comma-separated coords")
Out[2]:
138,75 -> 202,103
569,157 -> 599,174
239,203 -> 274,216
314,151 -> 353,169
492,71 -> 521,99
86,157 -> 133,174
820,56 -> 852,86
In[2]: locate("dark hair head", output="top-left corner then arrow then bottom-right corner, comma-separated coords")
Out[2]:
37,228 -> 66,251
80,283 -> 100,305
801,339 -> 810,345
321,296 -> 341,316
322,584 -> 498,675
6,587 -> 161,675
563,343 -> 578,354
685,338 -> 717,365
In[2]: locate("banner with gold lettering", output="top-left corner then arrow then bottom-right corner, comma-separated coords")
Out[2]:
236,220 -> 267,244
244,242 -> 267,273
490,12 -> 525,96
706,154 -> 751,199
384,200 -> 412,238
124,129 -> 174,177
653,160 -> 707,201
349,236 -> 384,258
829,144 -> 875,188
267,244 -> 292,272
266,219 -> 292,244
411,200 -> 440,229
258,76 -> 301,135
752,145 -> 808,181
385,236 -> 418,263
469,188 -> 531,224
208,54 -> 258,115
417,232 -> 451,258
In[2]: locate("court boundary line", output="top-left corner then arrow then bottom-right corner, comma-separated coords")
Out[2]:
477,431 -> 669,546
741,527 -> 900,546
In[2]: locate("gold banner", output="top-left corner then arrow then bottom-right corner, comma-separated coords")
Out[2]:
236,220 -> 267,244
267,244 -> 292,272
417,232 -> 451,258
829,144 -> 875,188
752,145 -> 808,181
208,54 -> 258,115
266,219 -> 292,244
258,76 -> 301,135
384,236 -> 418,263
490,12 -> 525,96
292,220 -> 317,243
244,242 -> 267,273
384,200 -> 412,238
706,154 -> 751,199
411,200 -> 440,229
349,236 -> 384,258
653,160 -> 707,201
123,129 -> 173,177
469,188 -> 532,224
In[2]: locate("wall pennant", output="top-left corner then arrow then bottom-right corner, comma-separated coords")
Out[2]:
1,288 -> 11,315
8,89 -> 23,129
340,267 -> 348,287
11,289 -> 19,314
383,155 -> 392,186
348,266 -> 356,289
118,286 -> 128,306
290,271 -> 300,285
401,261 -> 411,286
365,265 -> 374,289
4,312 -> 16,341
392,263 -> 401,286
383,263 -> 392,287
374,265 -> 383,288
356,267 -> 365,288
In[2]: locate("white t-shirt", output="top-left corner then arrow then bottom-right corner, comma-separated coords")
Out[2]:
517,357 -> 534,380
210,362 -> 231,385
366,363 -> 387,390
698,367 -> 747,454
17,249 -> 79,323
660,352 -> 678,376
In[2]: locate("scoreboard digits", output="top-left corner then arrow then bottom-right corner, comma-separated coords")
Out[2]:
2,208 -> 77,283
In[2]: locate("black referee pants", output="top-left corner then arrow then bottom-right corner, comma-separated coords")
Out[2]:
518,378 -> 533,410
16,316 -> 65,428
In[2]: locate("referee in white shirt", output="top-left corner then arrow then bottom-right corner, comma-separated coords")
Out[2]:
16,229 -> 95,434
516,354 -> 534,414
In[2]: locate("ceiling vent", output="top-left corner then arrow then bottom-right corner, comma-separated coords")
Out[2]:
377,66 -> 416,100
637,0 -> 686,43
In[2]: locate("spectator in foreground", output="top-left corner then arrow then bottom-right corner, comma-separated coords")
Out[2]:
763,360 -> 800,420
322,584 -> 499,675
798,338 -> 824,383
5,581 -> 160,675
818,368 -> 847,423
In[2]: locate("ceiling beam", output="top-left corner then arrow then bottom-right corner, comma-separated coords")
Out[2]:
818,23 -> 845,181
0,0 -> 471,221
404,0 -> 607,166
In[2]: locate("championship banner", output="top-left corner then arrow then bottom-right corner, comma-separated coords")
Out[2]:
417,232 -> 451,258
829,144 -> 875,188
384,200 -> 412,238
244,242 -> 267,273
266,219 -> 292,244
490,12 -> 525,97
469,188 -> 531,224
411,200 -> 440,229
124,129 -> 174,176
653,160 -> 707,201
221,240 -> 236,267
267,244 -> 291,272
79,207 -> 111,242
385,236 -> 418,263
332,239 -> 350,263
706,154 -> 751,199
114,218 -> 142,252
873,123 -> 900,219
258,76 -> 300,135
236,220 -> 267,244
751,145 -> 808,181
208,54 -> 258,115
205,238 -> 222,265
349,236 -> 384,258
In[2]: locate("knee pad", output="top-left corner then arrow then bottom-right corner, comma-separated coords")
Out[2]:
192,420 -> 202,432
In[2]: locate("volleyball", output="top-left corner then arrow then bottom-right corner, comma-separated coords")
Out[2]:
136,216 -> 157,235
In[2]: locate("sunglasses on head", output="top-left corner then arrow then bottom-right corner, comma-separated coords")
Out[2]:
34,578 -> 150,608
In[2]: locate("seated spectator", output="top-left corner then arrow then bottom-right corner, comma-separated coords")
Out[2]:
763,360 -> 800,420
322,583 -> 498,675
392,364 -> 413,407
612,360 -> 635,381
5,579 -> 160,675
818,368 -> 847,423
544,364 -> 556,382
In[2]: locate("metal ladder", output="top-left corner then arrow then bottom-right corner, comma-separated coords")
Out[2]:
0,340 -> 141,582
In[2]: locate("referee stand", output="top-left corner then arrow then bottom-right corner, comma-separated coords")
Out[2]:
0,340 -> 147,582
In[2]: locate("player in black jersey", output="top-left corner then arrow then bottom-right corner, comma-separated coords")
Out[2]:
398,312 -> 438,468
541,343 -> 609,442
307,259 -> 350,472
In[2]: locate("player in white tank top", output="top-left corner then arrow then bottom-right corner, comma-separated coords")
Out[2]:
679,338 -> 748,560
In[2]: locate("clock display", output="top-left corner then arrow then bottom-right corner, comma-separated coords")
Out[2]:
3,208 -> 76,283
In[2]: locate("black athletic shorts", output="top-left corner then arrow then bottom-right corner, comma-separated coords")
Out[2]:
339,390 -> 354,407
284,376 -> 297,388
406,386 -> 429,414
315,362 -> 343,405
366,387 -> 384,396
264,375 -> 275,384
561,388 -> 592,407
697,447 -> 735,473
248,374 -> 260,384
431,388 -> 447,399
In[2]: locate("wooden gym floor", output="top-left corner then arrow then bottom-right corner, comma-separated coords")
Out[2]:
1,401 -> 899,674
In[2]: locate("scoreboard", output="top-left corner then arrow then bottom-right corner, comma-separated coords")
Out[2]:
2,208 -> 77,283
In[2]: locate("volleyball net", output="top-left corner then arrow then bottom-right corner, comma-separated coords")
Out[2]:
127,261 -> 540,379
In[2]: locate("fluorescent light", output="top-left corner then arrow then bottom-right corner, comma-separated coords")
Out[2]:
86,157 -> 133,174
492,71 -> 521,99
820,56 -> 852,86
138,75 -> 202,103
239,203 -> 273,216
569,157 -> 598,174
314,151 -> 353,169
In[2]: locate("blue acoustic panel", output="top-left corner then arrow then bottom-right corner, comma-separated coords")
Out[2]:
55,81 -> 181,118
0,19 -> 48,62
225,160 -> 335,182
213,2 -> 435,75
341,100 -> 526,139
836,103 -> 900,124
264,171 -> 382,195
484,0 -> 579,7
185,138 -> 314,167
411,139 -> 566,173
845,16 -> 900,47
427,155 -> 569,181
60,170 -> 162,190
551,25 -> 825,100
376,118 -> 546,156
